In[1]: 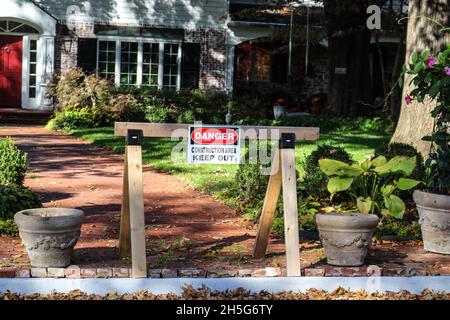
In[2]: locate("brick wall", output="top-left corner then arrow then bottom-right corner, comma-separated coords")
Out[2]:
185,28 -> 227,89
55,21 -> 95,74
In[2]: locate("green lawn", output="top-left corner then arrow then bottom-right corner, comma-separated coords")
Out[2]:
69,127 -> 391,196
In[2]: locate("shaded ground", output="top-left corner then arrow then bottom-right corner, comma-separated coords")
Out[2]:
0,125 -> 449,274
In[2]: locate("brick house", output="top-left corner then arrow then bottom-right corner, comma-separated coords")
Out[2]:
1,0 -> 403,112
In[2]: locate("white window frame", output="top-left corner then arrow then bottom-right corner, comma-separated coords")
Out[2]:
96,39 -> 117,82
20,35 -> 41,107
96,36 -> 182,90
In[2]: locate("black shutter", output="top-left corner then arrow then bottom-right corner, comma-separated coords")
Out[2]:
77,38 -> 98,74
181,43 -> 200,89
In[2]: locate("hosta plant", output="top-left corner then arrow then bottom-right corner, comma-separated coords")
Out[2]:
319,156 -> 423,219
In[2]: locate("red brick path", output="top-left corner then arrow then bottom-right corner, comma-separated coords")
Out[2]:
1,125 -> 449,277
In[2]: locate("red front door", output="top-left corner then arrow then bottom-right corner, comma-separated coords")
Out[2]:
0,35 -> 23,107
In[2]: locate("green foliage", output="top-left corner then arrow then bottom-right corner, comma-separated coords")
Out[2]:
0,219 -> 19,236
319,156 -> 423,219
50,69 -> 111,112
376,215 -> 422,239
300,145 -> 352,200
234,146 -> 271,213
0,185 -> 42,221
48,69 -> 146,130
46,108 -> 114,131
375,143 -> 426,183
401,45 -> 450,195
0,137 -> 27,186
121,87 -> 230,124
236,116 -> 394,133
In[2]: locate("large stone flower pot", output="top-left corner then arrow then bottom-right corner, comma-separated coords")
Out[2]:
413,190 -> 450,254
315,213 -> 379,266
15,208 -> 85,268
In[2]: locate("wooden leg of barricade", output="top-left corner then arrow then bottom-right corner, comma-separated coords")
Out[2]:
119,130 -> 147,278
253,133 -> 301,276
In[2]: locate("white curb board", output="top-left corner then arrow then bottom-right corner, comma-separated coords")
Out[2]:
1,277 -> 450,296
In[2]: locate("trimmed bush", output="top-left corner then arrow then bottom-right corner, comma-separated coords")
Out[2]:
0,219 -> 19,236
0,137 -> 27,186
0,185 -> 42,221
46,108 -> 114,131
300,144 -> 352,200
48,69 -> 146,130
375,142 -> 426,182
236,116 -> 394,133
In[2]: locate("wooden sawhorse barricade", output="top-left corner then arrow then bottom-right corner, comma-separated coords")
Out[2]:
114,122 -> 320,278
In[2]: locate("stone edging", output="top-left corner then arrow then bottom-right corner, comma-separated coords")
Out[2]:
0,264 -> 442,279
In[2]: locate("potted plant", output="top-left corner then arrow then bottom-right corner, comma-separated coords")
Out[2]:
273,98 -> 286,120
401,46 -> 450,254
317,156 -> 422,266
15,208 -> 85,267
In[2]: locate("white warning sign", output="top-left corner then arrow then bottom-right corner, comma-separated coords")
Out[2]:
187,125 -> 241,164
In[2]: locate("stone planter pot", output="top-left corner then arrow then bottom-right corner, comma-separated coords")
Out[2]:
273,105 -> 286,120
14,208 -> 85,268
315,213 -> 379,266
413,190 -> 450,254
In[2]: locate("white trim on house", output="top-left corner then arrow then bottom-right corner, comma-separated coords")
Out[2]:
1,0 -> 56,110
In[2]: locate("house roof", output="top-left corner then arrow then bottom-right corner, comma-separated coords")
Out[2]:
27,0 -> 57,20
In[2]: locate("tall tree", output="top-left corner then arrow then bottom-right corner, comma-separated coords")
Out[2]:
324,0 -> 383,116
391,0 -> 449,156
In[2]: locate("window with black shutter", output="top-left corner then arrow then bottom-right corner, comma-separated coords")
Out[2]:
77,38 -> 98,74
181,43 -> 200,89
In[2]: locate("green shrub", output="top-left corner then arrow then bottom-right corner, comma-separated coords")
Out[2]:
48,69 -> 146,130
107,94 -> 146,122
232,142 -> 274,223
51,69 -> 111,112
0,137 -> 27,186
300,145 -> 352,200
47,108 -> 114,131
234,160 -> 270,214
0,219 -> 19,236
236,116 -> 394,133
120,86 -> 230,124
0,185 -> 42,221
375,142 -> 426,182
376,213 -> 422,239
145,106 -> 178,123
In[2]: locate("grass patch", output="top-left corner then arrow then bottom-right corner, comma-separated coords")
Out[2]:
68,127 -> 391,196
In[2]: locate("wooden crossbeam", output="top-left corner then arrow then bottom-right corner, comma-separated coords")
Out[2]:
114,122 -> 320,141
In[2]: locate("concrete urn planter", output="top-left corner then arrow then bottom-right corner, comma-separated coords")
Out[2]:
15,208 -> 85,268
413,190 -> 450,254
316,213 -> 379,266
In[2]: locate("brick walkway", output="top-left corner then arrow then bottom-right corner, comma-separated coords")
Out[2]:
1,125 -> 449,278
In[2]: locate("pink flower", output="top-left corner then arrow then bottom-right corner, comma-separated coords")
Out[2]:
405,95 -> 413,106
444,66 -> 450,76
426,56 -> 437,69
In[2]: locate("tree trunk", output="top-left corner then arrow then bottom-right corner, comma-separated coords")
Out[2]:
391,0 -> 450,156
389,27 -> 406,122
324,0 -> 376,116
